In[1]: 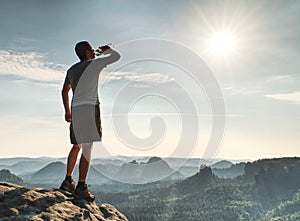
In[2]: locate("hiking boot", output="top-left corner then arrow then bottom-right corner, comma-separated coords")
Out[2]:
59,180 -> 76,192
73,184 -> 95,202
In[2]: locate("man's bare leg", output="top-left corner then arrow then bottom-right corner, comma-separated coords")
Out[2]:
74,142 -> 95,201
78,142 -> 93,182
67,144 -> 81,176
60,144 -> 81,192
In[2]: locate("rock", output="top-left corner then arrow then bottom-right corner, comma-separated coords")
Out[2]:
0,182 -> 128,221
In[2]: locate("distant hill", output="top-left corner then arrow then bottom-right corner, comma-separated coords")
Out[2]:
243,157 -> 300,183
93,163 -> 120,177
211,160 -> 234,169
170,159 -> 241,178
176,166 -> 216,194
27,162 -> 110,184
0,157 -> 63,167
114,156 -> 183,183
251,157 -> 300,209
142,157 -> 182,181
0,157 -> 65,176
30,161 -> 65,183
146,156 -> 162,164
116,161 -> 143,182
0,157 -> 36,165
212,162 -> 245,178
163,158 -> 205,169
0,169 -> 24,185
91,158 -> 125,166
99,157 -> 300,221
177,165 -> 200,177
5,160 -> 50,175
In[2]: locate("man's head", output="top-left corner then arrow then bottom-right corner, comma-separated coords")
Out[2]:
75,41 -> 95,61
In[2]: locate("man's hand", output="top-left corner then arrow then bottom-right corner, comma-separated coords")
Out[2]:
65,111 -> 72,122
99,45 -> 111,55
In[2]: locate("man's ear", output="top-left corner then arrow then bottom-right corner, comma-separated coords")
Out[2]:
84,50 -> 90,59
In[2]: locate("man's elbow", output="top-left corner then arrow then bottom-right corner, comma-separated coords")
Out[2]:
116,53 -> 121,61
114,52 -> 121,62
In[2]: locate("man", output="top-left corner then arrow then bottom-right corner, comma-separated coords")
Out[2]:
60,41 -> 120,201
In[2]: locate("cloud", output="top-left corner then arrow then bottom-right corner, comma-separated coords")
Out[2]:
265,75 -> 294,83
264,91 -> 300,104
101,71 -> 174,87
223,86 -> 262,96
0,50 -> 66,84
0,50 -> 173,89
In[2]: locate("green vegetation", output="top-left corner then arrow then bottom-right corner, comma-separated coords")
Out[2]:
261,190 -> 300,221
0,169 -> 24,185
95,157 -> 300,221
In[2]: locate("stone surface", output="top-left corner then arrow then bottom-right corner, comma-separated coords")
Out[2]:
0,182 -> 128,221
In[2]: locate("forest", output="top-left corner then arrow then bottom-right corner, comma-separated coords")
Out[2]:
96,157 -> 300,221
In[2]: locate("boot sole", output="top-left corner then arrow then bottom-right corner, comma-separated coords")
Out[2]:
59,185 -> 75,193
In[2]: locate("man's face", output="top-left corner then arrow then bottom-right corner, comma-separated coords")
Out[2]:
86,45 -> 96,60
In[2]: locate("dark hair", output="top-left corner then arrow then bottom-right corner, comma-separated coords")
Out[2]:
75,41 -> 91,61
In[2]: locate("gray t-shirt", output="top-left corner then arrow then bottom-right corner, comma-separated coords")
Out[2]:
64,49 -> 120,107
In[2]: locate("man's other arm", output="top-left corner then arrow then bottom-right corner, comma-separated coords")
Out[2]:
61,79 -> 72,122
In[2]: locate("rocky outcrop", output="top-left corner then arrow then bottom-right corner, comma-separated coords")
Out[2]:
0,182 -> 128,221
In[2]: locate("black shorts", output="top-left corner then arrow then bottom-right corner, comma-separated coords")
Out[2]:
70,104 -> 102,144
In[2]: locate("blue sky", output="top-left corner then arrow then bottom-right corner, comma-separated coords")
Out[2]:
0,0 -> 299,159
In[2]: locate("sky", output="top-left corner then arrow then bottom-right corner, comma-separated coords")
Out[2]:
0,0 -> 299,160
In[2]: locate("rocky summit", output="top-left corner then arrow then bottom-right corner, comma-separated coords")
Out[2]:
0,182 -> 128,221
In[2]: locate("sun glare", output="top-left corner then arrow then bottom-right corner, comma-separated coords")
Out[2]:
209,32 -> 235,55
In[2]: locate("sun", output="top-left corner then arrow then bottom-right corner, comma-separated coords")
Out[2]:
209,31 -> 235,55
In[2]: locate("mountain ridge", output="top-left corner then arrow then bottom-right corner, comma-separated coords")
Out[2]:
98,157 -> 300,220
26,162 -> 110,184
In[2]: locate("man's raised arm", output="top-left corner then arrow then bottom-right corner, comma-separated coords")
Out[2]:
100,47 -> 121,66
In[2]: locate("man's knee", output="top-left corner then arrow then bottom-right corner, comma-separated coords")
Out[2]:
72,144 -> 81,152
82,143 -> 93,161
